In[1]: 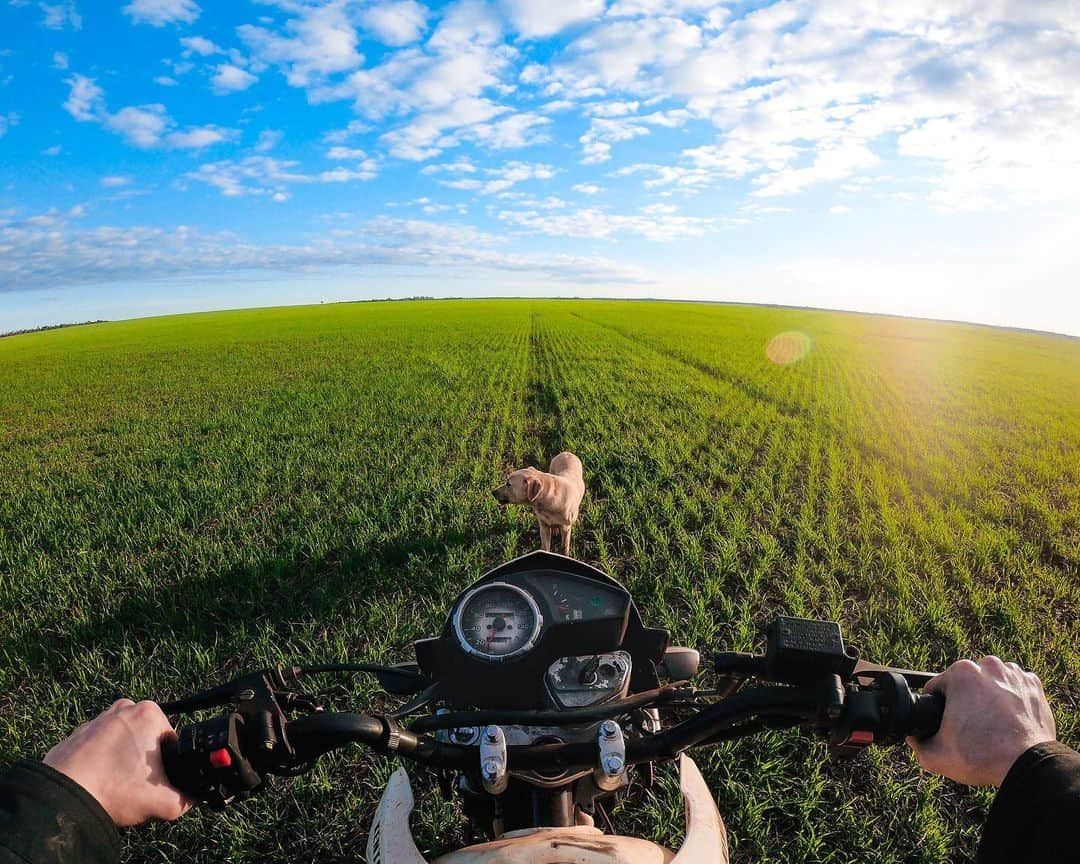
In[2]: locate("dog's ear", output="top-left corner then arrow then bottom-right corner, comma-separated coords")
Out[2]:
526,475 -> 543,502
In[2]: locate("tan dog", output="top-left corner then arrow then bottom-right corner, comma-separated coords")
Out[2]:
492,452 -> 585,556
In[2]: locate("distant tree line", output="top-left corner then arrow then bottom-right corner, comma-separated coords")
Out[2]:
0,320 -> 108,338
343,296 -> 435,304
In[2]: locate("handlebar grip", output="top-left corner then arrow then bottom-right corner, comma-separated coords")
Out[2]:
161,734 -> 213,801
907,692 -> 945,740
162,716 -> 264,809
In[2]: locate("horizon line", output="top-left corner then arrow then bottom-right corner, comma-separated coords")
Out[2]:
3,295 -> 1078,342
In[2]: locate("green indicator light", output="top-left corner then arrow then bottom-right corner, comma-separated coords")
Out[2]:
590,595 -> 602,607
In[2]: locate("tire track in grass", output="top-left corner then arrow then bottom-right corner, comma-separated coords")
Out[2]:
521,312 -> 566,467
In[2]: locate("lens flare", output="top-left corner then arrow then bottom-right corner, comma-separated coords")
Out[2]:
765,331 -> 812,365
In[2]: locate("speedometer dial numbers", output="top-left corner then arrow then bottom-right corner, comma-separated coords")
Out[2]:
453,583 -> 542,661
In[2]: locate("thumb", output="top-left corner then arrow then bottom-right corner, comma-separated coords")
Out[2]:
922,671 -> 947,696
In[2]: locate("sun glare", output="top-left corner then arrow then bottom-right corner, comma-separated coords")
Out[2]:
765,331 -> 813,365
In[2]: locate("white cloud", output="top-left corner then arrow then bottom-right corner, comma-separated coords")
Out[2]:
828,204 -> 851,215
436,160 -> 555,195
106,105 -> 171,147
526,0 -> 1080,209
165,126 -> 233,148
101,175 -> 133,187
572,183 -> 602,195
63,74 -> 235,149
239,1 -> 363,87
360,1 -> 428,46
42,144 -> 62,156
615,162 -> 706,191
327,146 -> 367,159
752,141 -> 879,198
467,111 -> 551,149
180,35 -> 220,56
154,75 -> 179,86
377,97 -> 507,160
498,203 -> 716,240
41,2 -> 81,30
63,75 -> 103,121
323,119 -> 370,143
187,154 -> 378,198
0,210 -> 644,291
296,0 -> 524,160
318,164 -> 379,182
607,0 -> 718,16
421,159 -> 477,174
254,129 -> 283,152
52,51 -> 69,69
123,0 -> 199,27
212,64 -> 257,93
0,113 -> 18,139
500,0 -> 604,39
579,109 -> 687,163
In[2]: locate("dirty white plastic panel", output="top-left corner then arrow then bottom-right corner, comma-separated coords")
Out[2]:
366,767 -> 429,864
669,754 -> 729,864
367,756 -> 726,864
433,826 -> 673,863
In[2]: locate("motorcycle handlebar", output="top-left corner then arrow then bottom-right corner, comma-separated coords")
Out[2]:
162,682 -> 946,806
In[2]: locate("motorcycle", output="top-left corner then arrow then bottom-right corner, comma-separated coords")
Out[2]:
160,550 -> 944,863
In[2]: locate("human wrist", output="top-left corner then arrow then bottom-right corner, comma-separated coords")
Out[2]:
43,752 -> 115,822
991,737 -> 1059,787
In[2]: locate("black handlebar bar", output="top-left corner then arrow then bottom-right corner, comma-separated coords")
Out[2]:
162,678 -> 945,807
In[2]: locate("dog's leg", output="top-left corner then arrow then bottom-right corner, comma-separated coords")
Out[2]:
539,521 -> 552,551
561,526 -> 572,556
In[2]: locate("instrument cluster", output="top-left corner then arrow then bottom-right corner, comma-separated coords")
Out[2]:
451,572 -> 628,662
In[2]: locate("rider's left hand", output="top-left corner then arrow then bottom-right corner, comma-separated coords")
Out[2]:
44,699 -> 192,826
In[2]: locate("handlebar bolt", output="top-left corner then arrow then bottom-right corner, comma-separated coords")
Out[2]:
479,726 -> 508,795
595,721 -> 627,791
238,689 -> 255,702
602,754 -> 624,775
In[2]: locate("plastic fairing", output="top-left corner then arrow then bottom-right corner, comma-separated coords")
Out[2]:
366,756 -> 728,863
669,754 -> 729,863
366,768 -> 428,864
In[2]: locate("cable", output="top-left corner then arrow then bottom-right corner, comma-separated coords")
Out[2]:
408,685 -> 686,733
299,663 -> 427,683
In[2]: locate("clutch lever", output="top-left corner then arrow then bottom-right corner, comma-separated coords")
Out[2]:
852,659 -> 937,689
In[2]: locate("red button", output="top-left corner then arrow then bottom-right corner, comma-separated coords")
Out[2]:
846,730 -> 875,746
209,748 -> 232,769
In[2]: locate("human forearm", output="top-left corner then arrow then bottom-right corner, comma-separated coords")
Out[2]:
0,759 -> 120,864
976,741 -> 1080,864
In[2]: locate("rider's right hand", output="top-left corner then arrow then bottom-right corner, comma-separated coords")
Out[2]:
907,656 -> 1057,787
43,698 -> 191,827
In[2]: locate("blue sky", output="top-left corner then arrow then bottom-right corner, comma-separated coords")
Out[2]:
1,0 -> 1078,334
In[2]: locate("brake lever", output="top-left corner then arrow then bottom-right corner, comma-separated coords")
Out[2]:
160,666 -> 304,714
851,660 -> 936,689
161,669 -> 299,807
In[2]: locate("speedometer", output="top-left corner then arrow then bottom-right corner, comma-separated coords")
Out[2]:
453,583 -> 542,661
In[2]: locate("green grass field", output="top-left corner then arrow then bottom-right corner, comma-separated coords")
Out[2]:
1,299 -> 1077,863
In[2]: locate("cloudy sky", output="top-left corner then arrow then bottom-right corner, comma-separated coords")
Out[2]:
1,0 -> 1078,334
